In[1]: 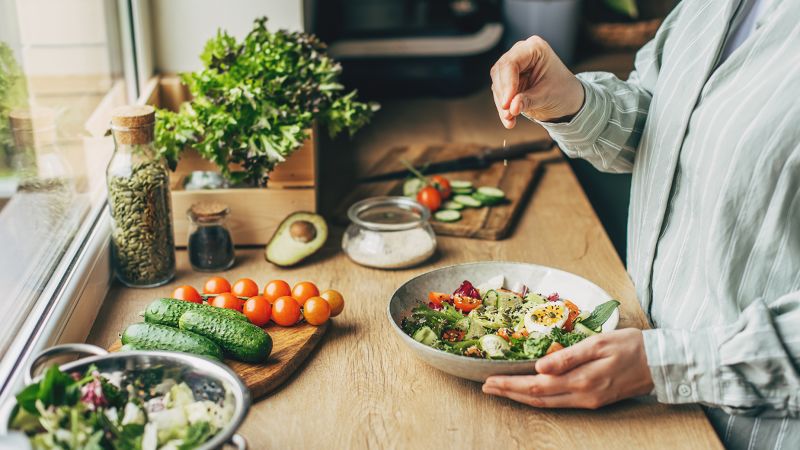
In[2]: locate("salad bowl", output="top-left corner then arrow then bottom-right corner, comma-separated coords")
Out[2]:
1,343 -> 250,449
387,261 -> 619,382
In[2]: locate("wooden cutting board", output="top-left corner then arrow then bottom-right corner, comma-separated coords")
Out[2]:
338,142 -> 554,240
109,322 -> 327,400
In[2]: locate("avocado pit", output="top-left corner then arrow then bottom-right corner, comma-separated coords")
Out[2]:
290,220 -> 317,243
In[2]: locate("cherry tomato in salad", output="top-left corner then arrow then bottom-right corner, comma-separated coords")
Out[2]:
428,291 -> 452,307
511,329 -> 529,340
416,186 -> 442,212
291,281 -> 319,305
497,328 -> 511,342
203,276 -> 231,295
263,280 -> 291,303
210,292 -> 243,311
431,175 -> 452,199
563,299 -> 581,332
546,342 -> 565,355
172,285 -> 202,303
232,278 -> 259,298
302,296 -> 331,326
319,289 -> 345,317
243,295 -> 272,326
453,294 -> 481,312
272,296 -> 302,326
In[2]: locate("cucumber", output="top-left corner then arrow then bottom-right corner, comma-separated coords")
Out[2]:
452,188 -> 474,195
449,180 -> 473,190
479,335 -> 510,358
179,309 -> 272,363
121,322 -> 223,360
482,290 -> 499,308
472,193 -> 501,206
453,195 -> 482,208
403,178 -> 425,197
442,201 -> 464,211
412,326 -> 438,346
477,186 -> 505,199
574,322 -> 598,336
145,298 -> 248,328
434,209 -> 462,222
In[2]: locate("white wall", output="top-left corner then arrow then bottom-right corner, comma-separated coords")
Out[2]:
149,0 -> 304,74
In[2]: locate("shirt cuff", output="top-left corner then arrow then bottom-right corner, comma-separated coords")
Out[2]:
642,328 -> 720,405
532,78 -> 612,150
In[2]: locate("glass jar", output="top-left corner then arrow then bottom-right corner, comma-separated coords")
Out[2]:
187,202 -> 235,272
9,107 -> 74,193
342,196 -> 437,269
106,105 -> 176,287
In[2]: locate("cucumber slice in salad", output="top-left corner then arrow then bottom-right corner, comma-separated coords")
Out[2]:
434,209 -> 462,222
479,334 -> 510,358
450,180 -> 473,190
453,195 -> 482,208
442,201 -> 464,211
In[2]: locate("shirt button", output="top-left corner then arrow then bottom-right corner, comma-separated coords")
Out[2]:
678,384 -> 692,397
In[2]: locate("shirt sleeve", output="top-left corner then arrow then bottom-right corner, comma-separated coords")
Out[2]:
643,291 -> 800,418
533,1 -> 683,174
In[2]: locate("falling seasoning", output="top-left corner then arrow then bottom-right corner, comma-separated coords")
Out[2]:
187,202 -> 235,272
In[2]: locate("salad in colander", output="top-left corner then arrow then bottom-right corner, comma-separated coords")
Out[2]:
400,276 -> 620,360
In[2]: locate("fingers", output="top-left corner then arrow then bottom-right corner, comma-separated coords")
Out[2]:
483,385 -> 581,408
492,84 -> 516,129
483,374 -> 572,397
509,93 -> 533,117
535,336 -> 604,375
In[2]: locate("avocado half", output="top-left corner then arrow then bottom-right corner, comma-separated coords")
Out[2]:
265,212 -> 328,267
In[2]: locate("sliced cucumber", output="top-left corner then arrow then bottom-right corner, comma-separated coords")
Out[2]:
442,200 -> 464,211
477,186 -> 506,199
479,334 -> 510,358
574,322 -> 598,336
472,192 -> 504,206
412,326 -> 438,346
403,178 -> 425,197
482,290 -> 499,308
452,188 -> 474,195
453,194 -> 482,208
450,180 -> 473,190
434,209 -> 462,222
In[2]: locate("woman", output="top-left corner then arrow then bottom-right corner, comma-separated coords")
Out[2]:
485,0 -> 800,448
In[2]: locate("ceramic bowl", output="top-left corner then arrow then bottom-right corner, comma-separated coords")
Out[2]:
387,261 -> 619,382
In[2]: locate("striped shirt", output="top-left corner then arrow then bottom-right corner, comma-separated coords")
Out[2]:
535,0 -> 800,448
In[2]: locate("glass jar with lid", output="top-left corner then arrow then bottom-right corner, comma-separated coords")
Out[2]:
187,201 -> 235,272
106,105 -> 176,287
342,196 -> 437,269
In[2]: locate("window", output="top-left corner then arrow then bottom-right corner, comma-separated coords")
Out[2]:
0,0 -> 132,384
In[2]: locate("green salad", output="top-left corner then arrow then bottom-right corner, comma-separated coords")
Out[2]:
401,277 -> 619,360
9,364 -> 234,450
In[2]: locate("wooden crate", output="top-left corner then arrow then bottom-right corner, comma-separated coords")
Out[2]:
138,75 -> 318,246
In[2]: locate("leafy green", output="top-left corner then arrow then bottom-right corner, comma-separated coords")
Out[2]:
550,328 -> 588,347
155,17 -> 378,186
579,300 -> 620,330
401,303 -> 463,336
523,335 -> 553,358
179,421 -> 214,450
16,365 -> 83,414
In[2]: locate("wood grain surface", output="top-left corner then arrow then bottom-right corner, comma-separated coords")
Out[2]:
338,142 -> 549,240
87,87 -> 722,449
107,321 -> 327,400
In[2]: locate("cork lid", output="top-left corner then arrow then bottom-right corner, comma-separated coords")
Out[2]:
111,105 -> 155,145
188,201 -> 230,223
9,107 -> 57,148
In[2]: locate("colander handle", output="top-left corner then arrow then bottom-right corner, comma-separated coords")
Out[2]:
25,343 -> 109,384
228,434 -> 247,449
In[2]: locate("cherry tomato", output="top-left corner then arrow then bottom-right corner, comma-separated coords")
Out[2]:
563,299 -> 581,332
172,285 -> 202,303
428,291 -> 452,307
210,292 -> 243,311
203,276 -> 231,295
546,342 -> 565,355
511,329 -> 529,340
232,278 -> 259,298
453,294 -> 481,312
243,295 -> 272,326
416,186 -> 442,212
431,175 -> 452,199
263,280 -> 291,303
291,281 -> 319,305
320,290 -> 345,317
302,296 -> 331,326
497,328 -> 511,342
272,296 -> 302,326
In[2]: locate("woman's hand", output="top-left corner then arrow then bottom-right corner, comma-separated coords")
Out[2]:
490,35 -> 585,128
482,328 -> 654,408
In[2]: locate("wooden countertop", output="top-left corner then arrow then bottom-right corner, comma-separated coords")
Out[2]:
87,88 -> 722,449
